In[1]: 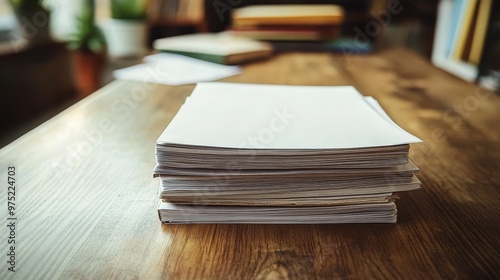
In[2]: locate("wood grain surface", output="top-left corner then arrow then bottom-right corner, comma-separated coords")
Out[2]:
0,48 -> 499,279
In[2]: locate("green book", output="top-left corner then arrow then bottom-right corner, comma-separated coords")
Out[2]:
159,50 -> 228,65
153,33 -> 273,65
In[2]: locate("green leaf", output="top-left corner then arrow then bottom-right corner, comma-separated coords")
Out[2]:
67,0 -> 106,53
111,0 -> 146,20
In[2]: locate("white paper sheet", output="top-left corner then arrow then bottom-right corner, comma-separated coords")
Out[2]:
112,53 -> 241,86
158,83 -> 422,149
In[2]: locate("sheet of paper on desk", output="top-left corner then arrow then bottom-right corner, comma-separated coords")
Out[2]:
112,53 -> 241,86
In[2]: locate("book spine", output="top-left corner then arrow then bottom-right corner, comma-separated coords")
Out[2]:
160,50 -> 226,65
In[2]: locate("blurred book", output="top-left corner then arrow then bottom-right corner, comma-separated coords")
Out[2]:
154,83 -> 422,224
153,33 -> 273,65
270,38 -> 373,53
230,5 -> 344,42
229,25 -> 340,41
232,5 -> 344,27
148,0 -> 204,23
468,0 -> 492,64
451,0 -> 478,61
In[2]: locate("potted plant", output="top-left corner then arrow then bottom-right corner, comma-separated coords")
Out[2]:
100,0 -> 147,58
8,0 -> 53,48
68,0 -> 106,98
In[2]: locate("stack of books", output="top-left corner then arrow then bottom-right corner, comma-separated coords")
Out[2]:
154,83 -> 422,224
229,5 -> 345,41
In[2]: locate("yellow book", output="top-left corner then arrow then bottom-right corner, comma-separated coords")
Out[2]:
232,5 -> 344,27
469,0 -> 492,64
452,0 -> 478,61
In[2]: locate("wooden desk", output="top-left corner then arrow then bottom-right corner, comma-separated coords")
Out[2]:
1,48 -> 499,279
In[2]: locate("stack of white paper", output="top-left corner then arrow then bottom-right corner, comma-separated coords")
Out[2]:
154,83 -> 422,224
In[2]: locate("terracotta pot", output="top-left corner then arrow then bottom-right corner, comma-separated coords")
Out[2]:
72,50 -> 106,98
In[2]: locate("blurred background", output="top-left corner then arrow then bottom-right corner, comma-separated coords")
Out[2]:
0,0 -> 498,148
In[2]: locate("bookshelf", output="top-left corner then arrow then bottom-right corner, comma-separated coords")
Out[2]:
432,0 -> 495,82
147,0 -> 374,36
147,0 -> 207,32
